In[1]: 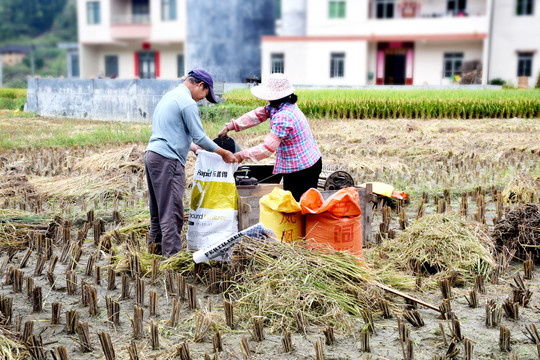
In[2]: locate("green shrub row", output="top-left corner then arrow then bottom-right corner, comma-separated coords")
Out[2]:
0,97 -> 26,110
0,88 -> 27,99
199,104 -> 253,122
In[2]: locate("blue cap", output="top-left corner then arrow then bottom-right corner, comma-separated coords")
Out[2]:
188,68 -> 217,103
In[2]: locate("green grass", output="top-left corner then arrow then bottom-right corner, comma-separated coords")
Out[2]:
0,112 -> 152,149
0,89 -> 27,110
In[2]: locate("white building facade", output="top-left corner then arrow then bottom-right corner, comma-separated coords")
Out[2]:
77,0 -> 275,82
264,0 -> 540,87
77,0 -> 187,79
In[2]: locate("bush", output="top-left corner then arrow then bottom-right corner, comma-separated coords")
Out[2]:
0,97 -> 26,110
199,104 -> 253,122
3,79 -> 28,89
489,78 -> 506,86
0,88 -> 27,98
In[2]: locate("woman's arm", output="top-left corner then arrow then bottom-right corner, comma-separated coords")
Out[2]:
235,132 -> 281,161
218,106 -> 269,137
234,112 -> 291,161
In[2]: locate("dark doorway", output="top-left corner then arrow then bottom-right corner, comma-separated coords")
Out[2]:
138,51 -> 156,79
384,54 -> 406,85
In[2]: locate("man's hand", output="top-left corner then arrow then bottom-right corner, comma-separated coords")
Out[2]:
218,126 -> 229,138
234,153 -> 244,164
216,147 -> 237,163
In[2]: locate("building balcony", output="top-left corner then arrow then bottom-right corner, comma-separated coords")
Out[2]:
368,0 -> 487,19
110,14 -> 151,39
365,15 -> 488,40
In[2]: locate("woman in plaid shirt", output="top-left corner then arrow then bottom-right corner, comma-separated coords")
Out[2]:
218,73 -> 322,201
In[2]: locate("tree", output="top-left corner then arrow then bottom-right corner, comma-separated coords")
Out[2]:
0,0 -> 68,40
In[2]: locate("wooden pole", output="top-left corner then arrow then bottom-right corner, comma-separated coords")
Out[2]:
372,281 -> 442,313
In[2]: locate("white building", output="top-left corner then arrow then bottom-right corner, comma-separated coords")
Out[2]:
76,0 -> 275,81
264,0 -> 540,87
77,0 -> 187,79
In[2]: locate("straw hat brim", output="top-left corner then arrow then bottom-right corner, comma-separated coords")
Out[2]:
250,83 -> 295,101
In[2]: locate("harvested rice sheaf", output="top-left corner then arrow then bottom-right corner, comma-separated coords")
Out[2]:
372,213 -> 494,279
114,249 -> 194,276
226,238 -> 382,334
493,203 -> 540,262
0,209 -> 51,251
501,174 -> 539,204
0,327 -> 26,360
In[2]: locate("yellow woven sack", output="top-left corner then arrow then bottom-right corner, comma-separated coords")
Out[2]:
259,187 -> 304,242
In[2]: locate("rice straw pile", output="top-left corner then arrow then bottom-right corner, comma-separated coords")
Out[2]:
0,209 -> 50,251
0,328 -> 25,360
74,145 -> 144,172
493,203 -> 540,262
110,216 -> 150,238
30,174 -> 129,200
501,173 -> 538,204
372,213 -> 494,279
226,238 -> 381,333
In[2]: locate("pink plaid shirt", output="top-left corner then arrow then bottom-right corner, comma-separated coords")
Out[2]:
226,103 -> 321,174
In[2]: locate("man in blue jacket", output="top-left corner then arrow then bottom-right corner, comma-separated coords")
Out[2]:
145,68 -> 236,257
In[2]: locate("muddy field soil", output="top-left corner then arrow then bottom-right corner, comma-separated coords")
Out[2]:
0,116 -> 539,360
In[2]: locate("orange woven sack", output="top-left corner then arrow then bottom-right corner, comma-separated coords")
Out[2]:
300,187 -> 361,217
305,212 -> 363,258
300,187 -> 363,258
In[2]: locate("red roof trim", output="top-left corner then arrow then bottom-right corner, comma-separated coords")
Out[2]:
262,33 -> 487,42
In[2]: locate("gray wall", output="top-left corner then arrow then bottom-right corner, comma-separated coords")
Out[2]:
26,78 -> 180,122
281,0 -> 307,36
186,0 -> 276,82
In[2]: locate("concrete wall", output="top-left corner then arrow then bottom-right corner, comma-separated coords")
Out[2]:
186,0 -> 276,82
281,0 -> 307,36
26,78 -> 181,122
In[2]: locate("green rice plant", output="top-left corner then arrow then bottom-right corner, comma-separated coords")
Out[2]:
222,89 -> 540,119
0,89 -> 26,99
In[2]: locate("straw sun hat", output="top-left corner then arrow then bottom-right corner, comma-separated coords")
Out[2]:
250,73 -> 295,101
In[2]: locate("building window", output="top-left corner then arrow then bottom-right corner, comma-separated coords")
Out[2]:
516,0 -> 534,15
162,0 -> 176,21
330,53 -> 345,78
517,52 -> 533,77
329,1 -> 346,18
177,54 -> 184,78
443,52 -> 464,78
87,1 -> 101,24
276,0 -> 282,19
72,54 -> 80,78
138,52 -> 156,79
376,0 -> 395,19
447,0 -> 467,15
133,0 -> 150,23
271,53 -> 284,73
105,55 -> 118,78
